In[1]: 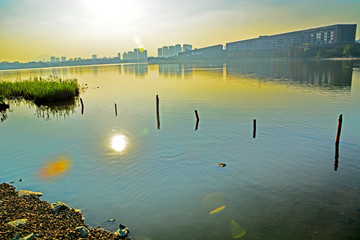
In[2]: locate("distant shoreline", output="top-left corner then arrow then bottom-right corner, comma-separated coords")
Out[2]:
1,57 -> 359,72
0,60 -> 147,71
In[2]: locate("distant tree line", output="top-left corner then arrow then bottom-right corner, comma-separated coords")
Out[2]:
300,43 -> 360,58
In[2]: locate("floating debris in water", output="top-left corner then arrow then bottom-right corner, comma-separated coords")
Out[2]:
19,179 -> 23,182
209,205 -> 226,215
107,219 -> 116,222
217,163 -> 226,167
39,156 -> 72,179
231,220 -> 246,238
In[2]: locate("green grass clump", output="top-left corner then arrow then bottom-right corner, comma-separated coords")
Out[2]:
0,76 -> 80,105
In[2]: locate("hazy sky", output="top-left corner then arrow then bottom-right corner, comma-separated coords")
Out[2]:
0,0 -> 359,62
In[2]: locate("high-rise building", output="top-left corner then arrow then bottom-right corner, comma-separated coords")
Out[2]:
162,46 -> 169,58
169,46 -> 175,56
50,56 -> 56,62
118,53 -> 121,60
92,54 -> 97,59
61,56 -> 66,62
158,48 -> 163,57
139,50 -> 148,60
55,57 -> 60,62
183,44 -> 193,52
134,48 -> 140,59
175,44 -> 182,55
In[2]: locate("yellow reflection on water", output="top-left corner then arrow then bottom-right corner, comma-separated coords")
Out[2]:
209,205 -> 226,215
111,134 -> 127,152
38,156 -> 72,179
231,220 -> 246,238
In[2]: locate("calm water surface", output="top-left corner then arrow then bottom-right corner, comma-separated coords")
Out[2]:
1,59 -> 359,240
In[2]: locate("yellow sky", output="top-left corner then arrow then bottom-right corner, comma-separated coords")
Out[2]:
0,0 -> 359,62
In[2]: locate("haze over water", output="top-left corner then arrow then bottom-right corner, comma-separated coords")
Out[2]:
1,59 -> 359,239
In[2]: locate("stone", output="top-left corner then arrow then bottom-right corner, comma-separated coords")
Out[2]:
50,201 -> 69,213
73,208 -> 82,214
20,233 -> 36,240
11,231 -> 22,240
107,218 -> 116,222
7,219 -> 28,227
18,190 -> 42,197
12,232 -> 36,240
72,208 -> 85,220
76,226 -> 89,238
115,224 -> 129,238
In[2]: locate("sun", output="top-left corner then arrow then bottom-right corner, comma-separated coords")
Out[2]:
83,0 -> 146,28
111,135 -> 127,152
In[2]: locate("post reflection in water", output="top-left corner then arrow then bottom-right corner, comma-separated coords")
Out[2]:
110,134 -> 128,153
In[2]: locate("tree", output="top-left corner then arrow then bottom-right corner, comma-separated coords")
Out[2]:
343,44 -> 360,57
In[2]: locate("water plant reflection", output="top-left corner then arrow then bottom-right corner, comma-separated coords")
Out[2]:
35,100 -> 77,120
0,110 -> 8,122
111,134 -> 127,153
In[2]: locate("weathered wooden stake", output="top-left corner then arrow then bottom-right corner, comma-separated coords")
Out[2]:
335,114 -> 342,147
156,95 -> 160,129
334,145 -> 339,171
334,114 -> 342,171
253,119 -> 256,138
80,98 -> 84,115
114,103 -> 117,116
194,110 -> 200,131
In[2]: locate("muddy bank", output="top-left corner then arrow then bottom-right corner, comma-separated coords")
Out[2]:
0,183 -> 131,240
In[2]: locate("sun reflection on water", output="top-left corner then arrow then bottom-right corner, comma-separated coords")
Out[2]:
111,134 -> 127,152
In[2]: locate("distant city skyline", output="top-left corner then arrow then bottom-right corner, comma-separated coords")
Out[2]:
0,0 -> 359,62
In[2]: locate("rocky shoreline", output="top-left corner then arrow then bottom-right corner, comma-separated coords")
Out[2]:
0,183 -> 131,240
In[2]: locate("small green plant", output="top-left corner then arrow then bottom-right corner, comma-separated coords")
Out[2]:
0,76 -> 80,105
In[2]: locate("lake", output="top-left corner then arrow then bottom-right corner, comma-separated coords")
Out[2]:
1,59 -> 359,240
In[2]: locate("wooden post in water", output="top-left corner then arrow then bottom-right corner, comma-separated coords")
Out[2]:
80,98 -> 84,115
334,114 -> 342,171
194,110 -> 200,131
253,119 -> 256,138
114,103 -> 117,117
156,95 -> 160,129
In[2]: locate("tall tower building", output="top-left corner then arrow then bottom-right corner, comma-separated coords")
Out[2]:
158,48 -> 163,57
50,56 -> 56,62
139,50 -> 148,60
169,46 -> 175,56
162,46 -> 169,58
175,44 -> 182,55
183,44 -> 193,52
134,48 -> 140,59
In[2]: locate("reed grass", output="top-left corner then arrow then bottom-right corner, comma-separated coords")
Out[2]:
0,76 -> 79,105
